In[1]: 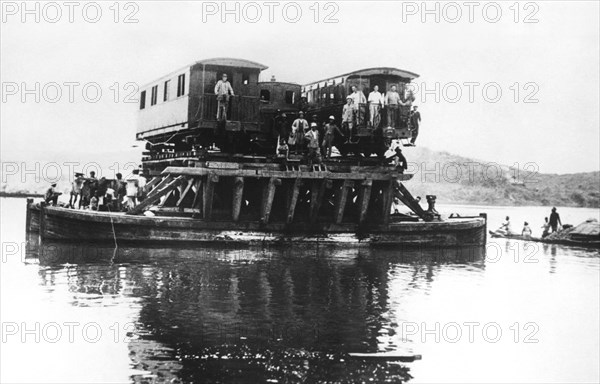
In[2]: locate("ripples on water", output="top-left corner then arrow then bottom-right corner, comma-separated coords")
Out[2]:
1,198 -> 598,383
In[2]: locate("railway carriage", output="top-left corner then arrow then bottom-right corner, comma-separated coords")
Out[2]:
136,59 -> 420,171
136,57 -> 301,157
301,67 -> 419,157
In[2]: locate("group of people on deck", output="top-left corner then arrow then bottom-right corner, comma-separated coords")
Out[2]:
498,207 -> 563,238
44,169 -> 148,212
275,112 -> 338,167
342,85 -> 421,144
274,111 -> 408,171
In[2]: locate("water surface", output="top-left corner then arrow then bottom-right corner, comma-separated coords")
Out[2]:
1,197 -> 598,383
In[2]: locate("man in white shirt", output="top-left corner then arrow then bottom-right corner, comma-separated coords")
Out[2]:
385,85 -> 401,127
126,169 -> 146,209
368,85 -> 384,128
350,86 -> 366,126
349,85 -> 366,108
214,73 -> 234,120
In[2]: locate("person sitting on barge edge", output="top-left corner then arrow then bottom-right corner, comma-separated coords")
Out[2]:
386,147 -> 408,173
44,183 -> 61,205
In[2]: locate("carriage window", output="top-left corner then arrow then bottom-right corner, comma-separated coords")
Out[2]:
150,85 -> 158,106
177,74 -> 186,97
163,80 -> 170,102
285,91 -> 294,104
242,73 -> 249,85
139,90 -> 146,110
260,89 -> 271,101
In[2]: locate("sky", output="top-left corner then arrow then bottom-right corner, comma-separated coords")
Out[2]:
1,0 -> 599,174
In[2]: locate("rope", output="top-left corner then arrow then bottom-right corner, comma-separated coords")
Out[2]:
106,204 -> 119,251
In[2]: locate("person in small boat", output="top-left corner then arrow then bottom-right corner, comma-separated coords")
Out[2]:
541,217 -> 550,238
498,216 -> 513,235
44,183 -> 61,205
521,222 -> 532,238
549,207 -> 562,233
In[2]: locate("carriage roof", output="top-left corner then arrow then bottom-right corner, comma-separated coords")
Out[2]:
140,58 -> 269,89
192,57 -> 269,71
302,67 -> 419,90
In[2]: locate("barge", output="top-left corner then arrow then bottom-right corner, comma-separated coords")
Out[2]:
26,58 -> 487,246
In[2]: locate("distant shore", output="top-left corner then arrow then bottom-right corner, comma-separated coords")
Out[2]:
0,192 -> 44,198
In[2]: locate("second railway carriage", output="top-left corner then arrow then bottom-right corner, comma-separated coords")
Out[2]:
301,67 -> 419,157
136,57 -> 301,158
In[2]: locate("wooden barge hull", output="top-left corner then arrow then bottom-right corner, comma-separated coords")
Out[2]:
28,204 -> 487,247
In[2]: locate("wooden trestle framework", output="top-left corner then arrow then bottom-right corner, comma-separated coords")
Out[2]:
127,163 -> 430,225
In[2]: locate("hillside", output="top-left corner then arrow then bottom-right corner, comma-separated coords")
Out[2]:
404,148 -> 600,208
1,147 -> 598,208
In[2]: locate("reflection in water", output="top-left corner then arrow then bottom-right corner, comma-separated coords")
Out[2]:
28,240 -> 485,383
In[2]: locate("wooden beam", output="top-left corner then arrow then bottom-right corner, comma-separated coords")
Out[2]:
191,178 -> 203,211
162,166 -> 414,181
127,176 -> 185,215
334,180 -> 354,224
358,179 -> 373,224
309,180 -> 328,223
395,181 -> 427,218
232,177 -> 244,222
261,177 -> 280,224
381,179 -> 395,224
202,173 -> 219,220
143,176 -> 162,194
176,177 -> 194,207
285,178 -> 303,224
147,174 -> 173,198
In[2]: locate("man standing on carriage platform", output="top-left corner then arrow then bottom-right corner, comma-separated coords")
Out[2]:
410,105 -> 421,145
214,73 -> 234,120
350,85 -> 366,127
342,96 -> 354,139
368,85 -> 384,128
385,85 -> 401,127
